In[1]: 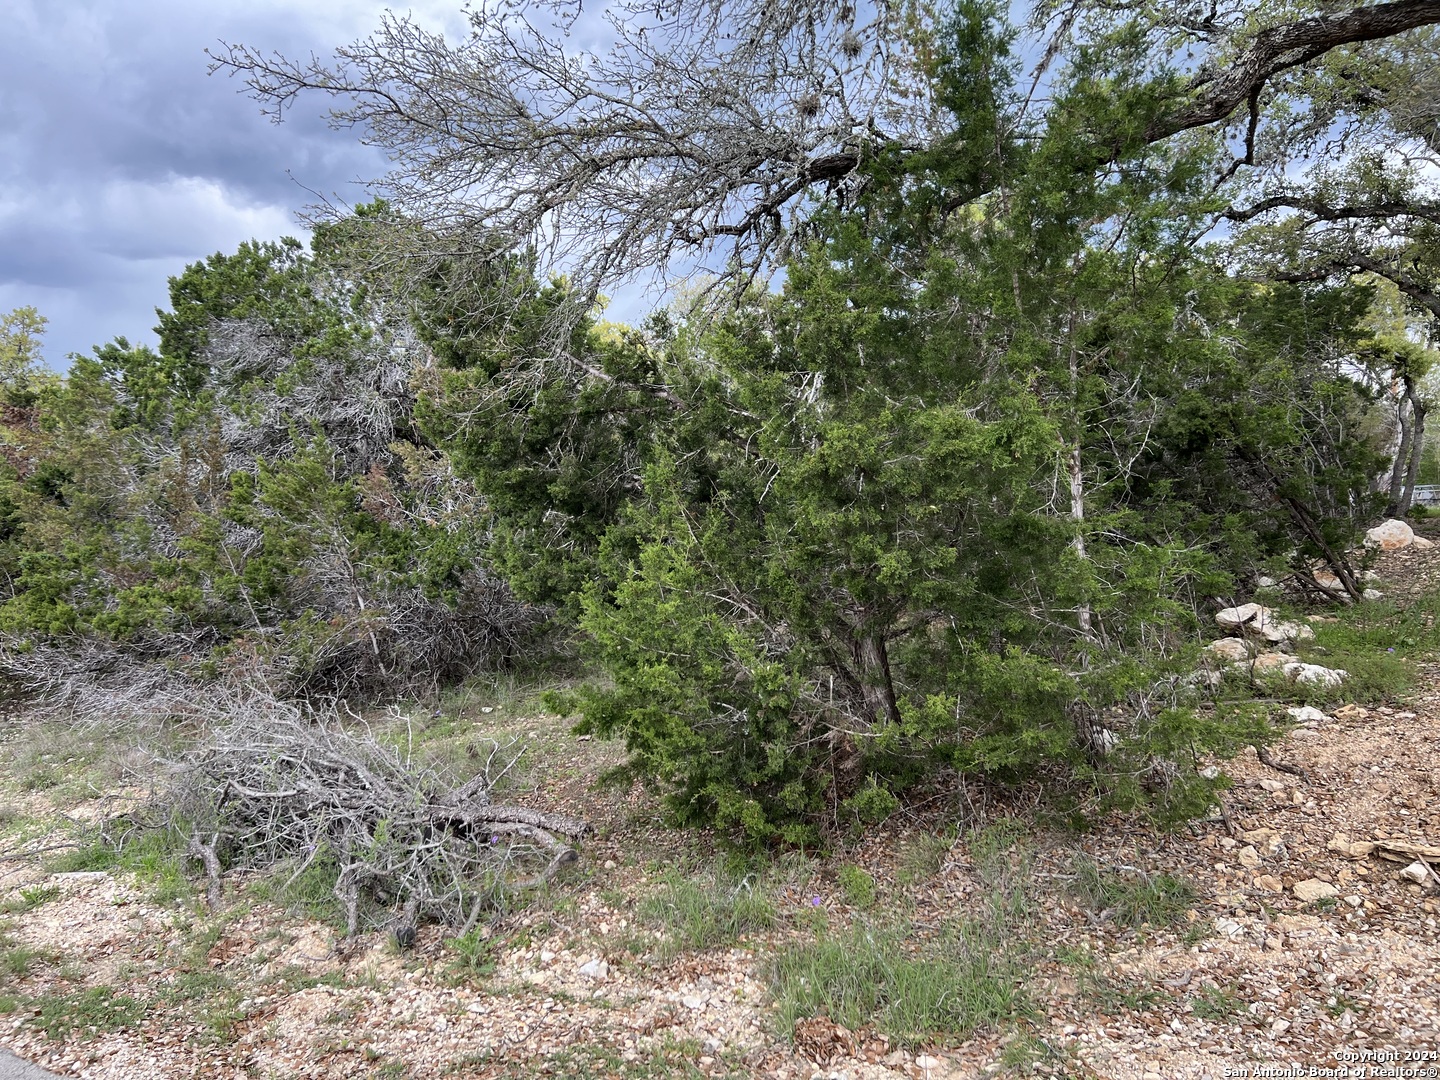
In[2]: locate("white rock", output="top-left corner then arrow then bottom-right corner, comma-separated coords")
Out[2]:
1258,778 -> 1287,793
1285,705 -> 1330,724
1362,588 -> 1383,601
1413,535 -> 1435,550
914,1055 -> 944,1072
1364,519 -> 1415,550
1237,845 -> 1261,868
681,994 -> 705,1010
1283,662 -> 1347,689
1214,917 -> 1245,938
1205,637 -> 1252,663
1361,570 -> 1381,583
1216,603 -> 1265,630
1256,575 -> 1280,589
1293,878 -> 1339,902
578,959 -> 609,980
1400,861 -> 1431,885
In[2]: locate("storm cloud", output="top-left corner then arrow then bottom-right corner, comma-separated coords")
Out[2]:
0,0 -> 469,366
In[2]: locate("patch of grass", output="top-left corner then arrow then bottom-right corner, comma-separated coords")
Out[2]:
0,943 -> 53,978
639,867 -> 777,956
1293,592 -> 1440,706
1,883 -> 60,914
31,986 -> 146,1039
1325,991 -> 1363,1018
1083,971 -> 1166,1014
768,919 -> 1031,1047
46,838 -> 119,874
1070,856 -> 1196,928
246,846 -> 348,930
1190,982 -> 1245,1021
446,928 -> 498,981
836,864 -> 877,909
18,766 -> 60,793
896,829 -> 953,885
969,818 -> 1030,878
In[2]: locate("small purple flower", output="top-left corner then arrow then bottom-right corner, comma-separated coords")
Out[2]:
1387,648 -> 1395,653
811,896 -> 822,907
490,835 -> 500,844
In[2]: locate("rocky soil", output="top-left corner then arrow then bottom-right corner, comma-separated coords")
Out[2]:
0,538 -> 1437,1080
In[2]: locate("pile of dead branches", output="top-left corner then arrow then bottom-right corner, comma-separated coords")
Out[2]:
166,700 -> 589,936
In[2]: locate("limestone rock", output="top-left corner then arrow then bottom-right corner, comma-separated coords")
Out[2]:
1286,705 -> 1329,724
1362,589 -> 1384,601
1215,603 -> 1311,645
1400,862 -> 1431,885
1414,535 -> 1435,550
1293,878 -> 1339,902
1216,602 -> 1264,631
1283,661 -> 1347,689
1364,519 -> 1414,550
1237,845 -> 1261,868
578,958 -> 609,980
1204,637 -> 1251,663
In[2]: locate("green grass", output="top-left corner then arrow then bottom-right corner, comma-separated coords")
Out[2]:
46,823 -> 195,906
1190,982 -> 1245,1020
245,846 -> 348,930
1291,591 -> 1440,706
0,942 -> 54,978
446,927 -> 499,981
1,883 -> 60,914
896,829 -> 954,885
1070,856 -> 1196,928
638,867 -> 777,956
768,919 -> 1031,1047
31,986 -> 146,1039
836,864 -> 877,909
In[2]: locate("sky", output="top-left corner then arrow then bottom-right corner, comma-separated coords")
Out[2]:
0,0 -> 473,368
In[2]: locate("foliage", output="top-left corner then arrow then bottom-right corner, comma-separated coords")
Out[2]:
0,224 -> 538,706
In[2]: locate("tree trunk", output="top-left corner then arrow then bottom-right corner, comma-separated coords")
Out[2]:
1387,386 -> 1414,516
856,633 -> 901,728
1399,391 -> 1427,517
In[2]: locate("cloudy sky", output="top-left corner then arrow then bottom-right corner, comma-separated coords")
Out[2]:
0,0 -> 474,368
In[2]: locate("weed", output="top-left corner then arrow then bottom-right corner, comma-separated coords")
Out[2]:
769,919 -> 1030,1047
1083,971 -> 1166,1013
1325,991 -> 1363,1018
836,864 -> 877,909
31,986 -> 146,1039
639,867 -> 776,956
447,928 -> 498,980
1070,856 -> 1196,928
1190,983 -> 1245,1020
1,884 -> 60,914
247,846 -> 347,930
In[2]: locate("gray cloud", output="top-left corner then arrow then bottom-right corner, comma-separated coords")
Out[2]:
0,0 -> 469,365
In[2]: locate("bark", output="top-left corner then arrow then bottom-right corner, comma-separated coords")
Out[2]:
1399,392 -> 1428,517
1388,391 -> 1415,516
1145,0 -> 1440,145
856,633 -> 901,728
